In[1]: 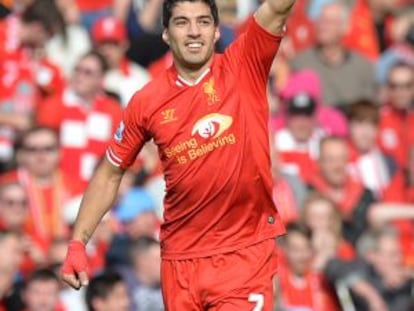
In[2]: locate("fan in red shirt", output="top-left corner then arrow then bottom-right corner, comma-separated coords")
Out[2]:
37,51 -> 122,190
378,61 -> 414,170
0,1 -> 65,170
61,0 -> 296,310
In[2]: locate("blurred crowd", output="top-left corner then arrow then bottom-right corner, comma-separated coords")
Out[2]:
0,0 -> 413,310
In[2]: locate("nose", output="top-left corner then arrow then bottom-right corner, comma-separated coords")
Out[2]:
187,20 -> 201,37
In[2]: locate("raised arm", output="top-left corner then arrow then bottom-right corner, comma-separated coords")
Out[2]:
61,158 -> 125,289
255,0 -> 296,35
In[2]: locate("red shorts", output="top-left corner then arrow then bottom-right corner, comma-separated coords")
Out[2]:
161,238 -> 278,311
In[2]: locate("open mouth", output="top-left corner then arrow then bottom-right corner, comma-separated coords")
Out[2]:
186,42 -> 203,52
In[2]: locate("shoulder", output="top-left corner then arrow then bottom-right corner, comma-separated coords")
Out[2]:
292,48 -> 318,66
125,72 -> 172,113
349,51 -> 373,67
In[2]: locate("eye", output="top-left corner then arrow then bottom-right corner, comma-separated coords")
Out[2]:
199,19 -> 212,26
174,19 -> 187,26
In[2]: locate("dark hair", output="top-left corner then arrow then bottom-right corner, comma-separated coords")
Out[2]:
285,222 -> 313,240
21,0 -> 65,36
163,0 -> 219,28
85,271 -> 124,311
80,50 -> 110,74
129,236 -> 159,261
25,268 -> 59,286
348,99 -> 379,125
14,126 -> 59,151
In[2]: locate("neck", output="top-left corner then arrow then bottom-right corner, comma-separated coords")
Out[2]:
175,57 -> 213,85
32,174 -> 54,186
319,44 -> 346,65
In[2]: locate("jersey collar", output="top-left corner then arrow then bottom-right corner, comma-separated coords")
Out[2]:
176,67 -> 211,87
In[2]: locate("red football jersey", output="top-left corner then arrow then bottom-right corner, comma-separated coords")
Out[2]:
107,19 -> 285,259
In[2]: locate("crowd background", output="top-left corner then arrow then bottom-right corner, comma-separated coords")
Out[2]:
0,0 -> 413,310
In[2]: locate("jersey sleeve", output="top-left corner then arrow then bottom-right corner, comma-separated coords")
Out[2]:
106,92 -> 151,170
223,17 -> 283,87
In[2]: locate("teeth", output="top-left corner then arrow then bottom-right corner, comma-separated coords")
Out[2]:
188,43 -> 202,48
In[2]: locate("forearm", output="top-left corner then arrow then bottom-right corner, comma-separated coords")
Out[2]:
255,0 -> 295,35
368,203 -> 414,228
138,0 -> 163,32
72,159 -> 124,244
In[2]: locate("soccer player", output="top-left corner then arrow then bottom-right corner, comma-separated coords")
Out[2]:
61,0 -> 296,310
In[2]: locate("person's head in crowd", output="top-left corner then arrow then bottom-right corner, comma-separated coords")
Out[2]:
385,62 -> 414,110
285,92 -> 318,143
0,231 -> 24,285
318,137 -> 349,187
162,0 -> 220,73
357,227 -> 405,282
302,192 -> 342,237
281,222 -> 313,276
0,182 -> 28,231
22,269 -> 60,311
16,127 -> 60,179
19,0 -> 64,49
348,100 -> 380,154
71,51 -> 109,101
129,236 -> 161,287
47,237 -> 68,267
115,188 -> 158,239
314,1 -> 350,47
92,17 -> 129,70
85,271 -> 130,311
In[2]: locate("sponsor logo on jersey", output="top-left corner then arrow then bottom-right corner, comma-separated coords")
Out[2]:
114,121 -> 125,142
191,113 -> 233,139
160,108 -> 178,124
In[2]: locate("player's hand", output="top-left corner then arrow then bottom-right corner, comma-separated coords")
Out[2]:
60,240 -> 89,290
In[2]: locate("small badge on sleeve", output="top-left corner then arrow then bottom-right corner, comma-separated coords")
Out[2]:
114,121 -> 125,142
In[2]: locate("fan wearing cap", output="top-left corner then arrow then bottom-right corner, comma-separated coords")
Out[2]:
91,16 -> 150,107
274,92 -> 326,182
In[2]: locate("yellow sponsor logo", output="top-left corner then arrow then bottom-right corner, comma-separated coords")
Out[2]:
203,78 -> 220,105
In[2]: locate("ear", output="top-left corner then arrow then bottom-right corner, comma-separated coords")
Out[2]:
213,26 -> 221,44
162,29 -> 170,46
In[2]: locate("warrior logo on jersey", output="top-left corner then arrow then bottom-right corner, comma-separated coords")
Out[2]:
192,113 -> 233,139
114,121 -> 125,142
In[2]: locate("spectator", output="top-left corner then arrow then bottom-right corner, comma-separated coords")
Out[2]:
0,0 -> 65,172
302,192 -> 356,268
85,271 -> 130,311
46,0 -> 91,78
0,182 -> 46,273
36,51 -> 122,189
21,268 -> 64,311
376,11 -> 414,84
1,127 -> 83,246
326,227 -> 413,311
378,61 -> 414,169
344,0 -> 400,60
347,100 -> 406,201
106,187 -> 158,267
0,230 -> 24,310
308,137 -> 376,244
291,1 -> 376,109
273,91 -> 325,182
91,16 -> 150,106
368,202 -> 414,267
75,0 -> 113,31
271,147 -> 307,224
276,222 -> 340,311
271,69 -> 349,137
117,236 -> 163,311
